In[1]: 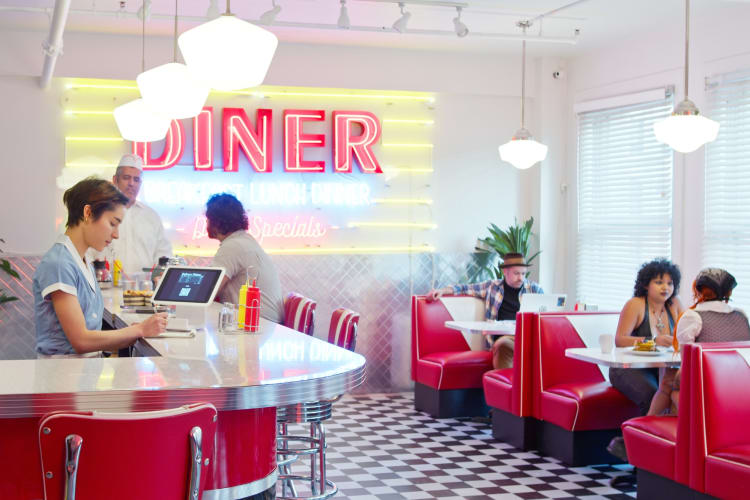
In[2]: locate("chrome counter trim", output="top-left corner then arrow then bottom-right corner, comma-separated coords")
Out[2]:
203,468 -> 278,500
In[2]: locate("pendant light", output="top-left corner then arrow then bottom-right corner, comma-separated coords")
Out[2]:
136,0 -> 209,119
178,0 -> 278,91
114,1 -> 170,142
653,0 -> 719,153
498,21 -> 548,170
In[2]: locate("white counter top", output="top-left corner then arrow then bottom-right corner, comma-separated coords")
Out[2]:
0,289 -> 366,417
566,346 -> 681,368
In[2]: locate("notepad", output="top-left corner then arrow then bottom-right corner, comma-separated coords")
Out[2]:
153,329 -> 196,339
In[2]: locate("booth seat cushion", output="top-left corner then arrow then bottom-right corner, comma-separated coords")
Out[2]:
483,369 -> 513,411
622,416 -> 678,480
417,351 -> 493,390
705,445 -> 750,500
540,381 -> 640,431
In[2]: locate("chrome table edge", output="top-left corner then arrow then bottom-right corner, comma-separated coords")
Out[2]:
203,467 -> 279,500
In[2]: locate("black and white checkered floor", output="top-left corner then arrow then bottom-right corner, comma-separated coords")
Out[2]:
280,392 -> 637,500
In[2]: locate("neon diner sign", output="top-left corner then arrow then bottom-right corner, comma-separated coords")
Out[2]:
132,107 -> 383,174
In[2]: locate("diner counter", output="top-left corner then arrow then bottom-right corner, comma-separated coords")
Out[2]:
0,289 -> 366,418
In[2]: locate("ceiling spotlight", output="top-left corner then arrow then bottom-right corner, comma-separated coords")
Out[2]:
392,2 -> 411,34
337,0 -> 350,29
453,6 -> 468,38
136,0 -> 151,21
259,0 -> 281,25
205,0 -> 221,20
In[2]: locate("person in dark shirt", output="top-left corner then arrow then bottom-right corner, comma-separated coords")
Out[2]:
427,253 -> 543,369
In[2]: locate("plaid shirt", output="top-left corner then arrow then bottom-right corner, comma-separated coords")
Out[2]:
451,279 -> 544,320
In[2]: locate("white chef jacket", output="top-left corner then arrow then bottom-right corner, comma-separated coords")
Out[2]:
90,201 -> 172,276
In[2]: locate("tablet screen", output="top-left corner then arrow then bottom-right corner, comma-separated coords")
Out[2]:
153,267 -> 224,304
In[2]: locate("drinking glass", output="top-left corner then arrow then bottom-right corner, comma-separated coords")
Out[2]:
219,303 -> 239,333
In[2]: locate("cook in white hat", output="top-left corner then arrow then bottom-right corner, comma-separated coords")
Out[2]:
93,153 -> 173,275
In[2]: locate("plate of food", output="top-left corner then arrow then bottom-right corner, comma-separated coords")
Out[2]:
631,340 -> 664,356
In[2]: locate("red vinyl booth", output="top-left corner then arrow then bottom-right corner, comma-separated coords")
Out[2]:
535,312 -> 639,465
482,312 -> 538,449
411,295 -> 493,418
624,342 -> 750,500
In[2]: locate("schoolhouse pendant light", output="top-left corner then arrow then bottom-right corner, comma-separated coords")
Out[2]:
114,2 -> 170,142
114,99 -> 171,142
653,0 -> 718,153
136,0 -> 209,119
499,21 -> 548,170
178,0 -> 278,91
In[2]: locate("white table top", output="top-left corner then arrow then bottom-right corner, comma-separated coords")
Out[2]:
566,346 -> 681,368
0,288 -> 366,417
444,320 -> 516,335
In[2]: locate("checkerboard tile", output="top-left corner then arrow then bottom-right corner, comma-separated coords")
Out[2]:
278,393 -> 636,500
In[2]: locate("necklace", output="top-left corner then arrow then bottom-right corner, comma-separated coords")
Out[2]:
651,307 -> 666,331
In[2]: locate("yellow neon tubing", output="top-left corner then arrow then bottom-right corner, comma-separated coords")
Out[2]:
382,143 -> 434,148
175,245 -> 435,256
65,110 -> 114,115
225,91 -> 434,102
347,222 -> 437,229
372,198 -> 433,205
65,163 -> 118,168
65,136 -> 123,142
66,83 -> 138,90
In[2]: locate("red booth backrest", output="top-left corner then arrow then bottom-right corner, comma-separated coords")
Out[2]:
410,295 -> 482,381
535,312 -> 620,419
701,348 -> 750,452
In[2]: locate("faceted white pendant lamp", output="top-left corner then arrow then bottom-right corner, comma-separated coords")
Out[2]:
179,4 -> 278,91
136,0 -> 209,119
137,62 -> 209,119
113,99 -> 171,142
499,21 -> 548,169
653,0 -> 719,153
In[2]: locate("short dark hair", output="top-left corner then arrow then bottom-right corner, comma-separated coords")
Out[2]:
63,177 -> 129,228
633,258 -> 681,306
205,193 -> 249,235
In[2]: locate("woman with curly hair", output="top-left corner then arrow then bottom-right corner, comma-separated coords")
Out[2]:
611,259 -> 685,413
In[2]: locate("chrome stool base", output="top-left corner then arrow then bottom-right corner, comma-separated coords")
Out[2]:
277,401 -> 337,499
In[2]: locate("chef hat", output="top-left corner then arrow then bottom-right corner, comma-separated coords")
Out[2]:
117,153 -> 144,171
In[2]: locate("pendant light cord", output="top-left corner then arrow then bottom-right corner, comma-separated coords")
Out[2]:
226,0 -> 231,15
521,26 -> 526,129
173,0 -> 178,62
684,0 -> 690,100
141,1 -> 145,72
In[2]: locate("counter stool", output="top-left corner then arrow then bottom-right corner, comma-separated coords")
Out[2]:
276,308 -> 360,500
284,292 -> 316,336
38,403 -> 217,500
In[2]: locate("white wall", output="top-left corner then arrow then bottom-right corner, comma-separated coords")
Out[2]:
564,1 -> 750,301
0,28 -> 553,258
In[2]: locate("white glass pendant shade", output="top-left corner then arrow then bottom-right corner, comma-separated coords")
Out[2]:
498,129 -> 548,170
178,15 -> 278,91
113,99 -> 171,142
653,99 -> 719,153
136,63 -> 209,119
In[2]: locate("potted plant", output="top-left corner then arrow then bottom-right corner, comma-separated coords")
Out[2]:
0,238 -> 19,304
473,217 -> 540,280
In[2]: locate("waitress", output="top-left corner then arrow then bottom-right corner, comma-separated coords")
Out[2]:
33,177 -> 167,357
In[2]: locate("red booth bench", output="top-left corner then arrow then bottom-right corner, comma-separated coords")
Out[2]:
534,312 -> 639,465
624,341 -> 750,500
411,295 -> 492,418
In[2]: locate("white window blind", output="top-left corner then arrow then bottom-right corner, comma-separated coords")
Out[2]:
577,95 -> 674,311
704,69 -> 750,310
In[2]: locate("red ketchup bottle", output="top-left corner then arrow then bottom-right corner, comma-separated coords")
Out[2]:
244,279 -> 261,333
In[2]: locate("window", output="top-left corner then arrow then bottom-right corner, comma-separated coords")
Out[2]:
704,69 -> 750,310
577,95 -> 674,311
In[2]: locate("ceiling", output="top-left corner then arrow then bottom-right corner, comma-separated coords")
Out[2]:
0,0 -> 747,56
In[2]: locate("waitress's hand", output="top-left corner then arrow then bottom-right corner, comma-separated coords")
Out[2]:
654,334 -> 673,347
139,312 -> 168,337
